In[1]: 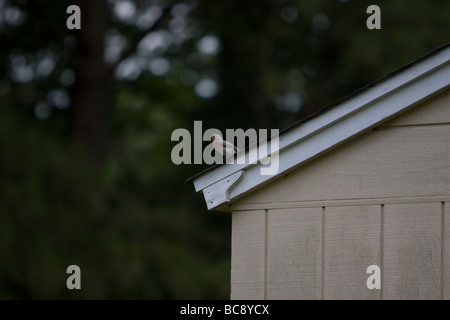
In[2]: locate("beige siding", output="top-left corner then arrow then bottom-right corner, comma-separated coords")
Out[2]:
445,202 -> 450,299
383,203 -> 441,299
230,210 -> 265,299
236,88 -> 450,206
266,208 -> 322,299
231,202 -> 447,300
230,89 -> 450,299
324,205 -> 381,300
237,125 -> 449,205
383,89 -> 450,126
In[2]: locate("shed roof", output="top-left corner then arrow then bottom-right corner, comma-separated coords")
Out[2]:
188,43 -> 450,212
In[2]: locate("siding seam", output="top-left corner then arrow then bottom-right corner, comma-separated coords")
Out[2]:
231,195 -> 450,211
376,122 -> 450,130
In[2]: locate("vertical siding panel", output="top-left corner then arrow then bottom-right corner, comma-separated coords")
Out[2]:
322,206 -> 326,300
324,205 -> 381,299
444,202 -> 450,299
266,208 -> 322,299
264,209 -> 268,300
380,204 -> 385,300
384,203 -> 441,299
231,210 -> 266,299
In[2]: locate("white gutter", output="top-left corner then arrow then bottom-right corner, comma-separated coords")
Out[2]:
192,46 -> 450,211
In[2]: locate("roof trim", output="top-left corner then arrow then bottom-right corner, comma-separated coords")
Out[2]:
186,42 -> 450,183
190,43 -> 450,211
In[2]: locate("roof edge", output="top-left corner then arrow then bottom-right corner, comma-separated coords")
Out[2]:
188,43 -> 450,211
186,42 -> 450,184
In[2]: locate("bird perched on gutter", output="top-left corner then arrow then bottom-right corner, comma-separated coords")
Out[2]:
211,134 -> 239,157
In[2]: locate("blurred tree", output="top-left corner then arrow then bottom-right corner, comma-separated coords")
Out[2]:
0,0 -> 449,299
196,0 -> 281,130
68,0 -> 110,163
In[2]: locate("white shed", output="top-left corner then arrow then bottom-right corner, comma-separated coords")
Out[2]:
189,43 -> 450,299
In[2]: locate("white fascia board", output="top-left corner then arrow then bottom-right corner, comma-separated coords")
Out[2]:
193,47 -> 450,211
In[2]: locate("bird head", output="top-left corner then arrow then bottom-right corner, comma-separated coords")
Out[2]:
211,134 -> 221,142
